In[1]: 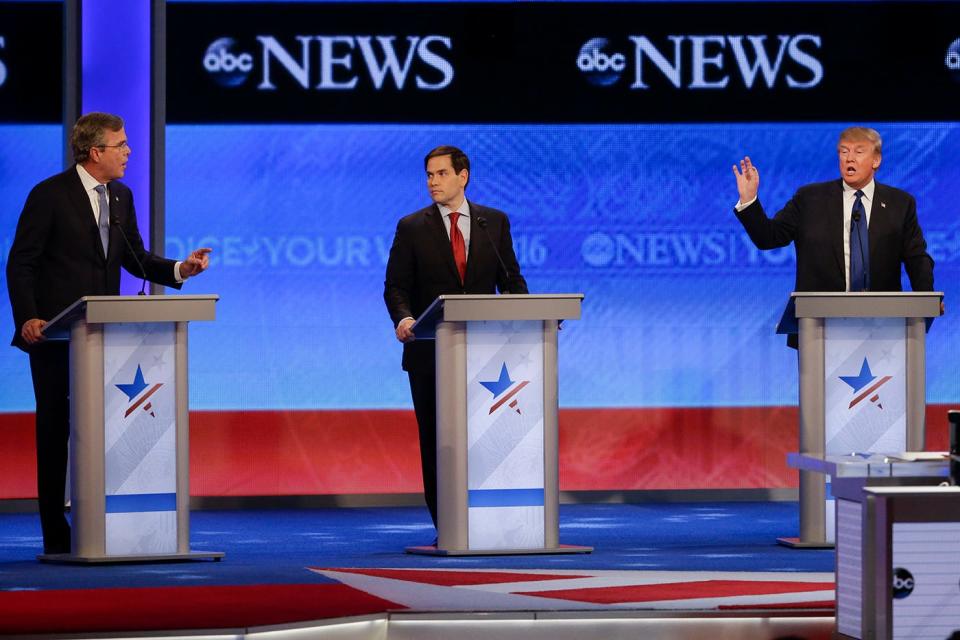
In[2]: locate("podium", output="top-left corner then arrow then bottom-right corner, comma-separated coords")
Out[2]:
780,292 -> 942,548
788,452 -> 960,639
38,295 -> 223,563
407,294 -> 592,556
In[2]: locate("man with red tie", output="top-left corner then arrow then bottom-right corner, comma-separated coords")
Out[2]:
384,146 -> 528,535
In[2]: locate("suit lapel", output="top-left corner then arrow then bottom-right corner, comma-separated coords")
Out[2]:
867,183 -> 886,269
462,201 -> 479,286
64,167 -> 107,262
426,204 -> 461,283
828,180 -> 845,280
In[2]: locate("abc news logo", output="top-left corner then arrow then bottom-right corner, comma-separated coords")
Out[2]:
576,34 -> 824,89
947,37 -> 960,82
892,567 -> 915,599
203,35 -> 454,91
0,36 -> 7,87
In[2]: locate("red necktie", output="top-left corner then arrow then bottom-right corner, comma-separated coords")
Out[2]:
449,211 -> 467,284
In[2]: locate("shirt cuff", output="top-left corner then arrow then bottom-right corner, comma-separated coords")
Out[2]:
734,196 -> 757,212
174,261 -> 184,283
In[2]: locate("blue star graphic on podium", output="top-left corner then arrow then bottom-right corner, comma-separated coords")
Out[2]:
839,358 -> 876,393
480,363 -> 515,398
116,365 -> 149,401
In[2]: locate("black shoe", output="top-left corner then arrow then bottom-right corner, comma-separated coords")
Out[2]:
43,541 -> 70,555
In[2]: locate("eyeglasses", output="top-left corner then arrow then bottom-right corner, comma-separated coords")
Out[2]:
95,141 -> 129,151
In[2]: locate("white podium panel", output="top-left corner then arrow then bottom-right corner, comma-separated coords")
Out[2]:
103,323 -> 178,555
466,320 -> 544,550
825,317 -> 907,454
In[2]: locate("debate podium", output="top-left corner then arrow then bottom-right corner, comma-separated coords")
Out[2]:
789,452 -> 960,639
407,294 -> 592,556
780,292 -> 943,548
38,295 -> 223,563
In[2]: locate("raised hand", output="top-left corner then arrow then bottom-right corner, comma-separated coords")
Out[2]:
732,156 -> 760,205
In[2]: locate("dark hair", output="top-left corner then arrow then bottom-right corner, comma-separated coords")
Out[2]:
71,112 -> 125,163
424,145 -> 470,178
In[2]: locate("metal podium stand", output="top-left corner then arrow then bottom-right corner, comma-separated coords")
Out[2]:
781,292 -> 942,548
407,294 -> 592,556
38,295 -> 223,563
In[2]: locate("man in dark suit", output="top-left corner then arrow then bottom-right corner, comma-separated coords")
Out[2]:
384,146 -> 528,533
732,126 -> 935,343
6,112 -> 211,554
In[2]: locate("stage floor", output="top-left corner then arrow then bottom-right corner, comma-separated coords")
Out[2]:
0,502 -> 836,636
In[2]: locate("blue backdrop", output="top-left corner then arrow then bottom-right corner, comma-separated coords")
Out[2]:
1,123 -> 957,411
159,122 -> 959,410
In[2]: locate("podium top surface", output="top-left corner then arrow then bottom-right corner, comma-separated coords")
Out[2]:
42,295 -> 219,338
790,291 -> 943,318
412,293 -> 584,338
787,451 -> 950,479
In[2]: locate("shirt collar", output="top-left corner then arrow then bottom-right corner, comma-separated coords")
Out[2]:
76,163 -> 106,192
439,200 -> 471,219
843,179 -> 875,201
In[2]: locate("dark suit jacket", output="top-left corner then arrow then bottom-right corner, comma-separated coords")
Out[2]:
736,179 -> 934,293
6,166 -> 181,350
384,201 -> 529,372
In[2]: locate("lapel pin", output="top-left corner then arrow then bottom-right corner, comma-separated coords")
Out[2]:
880,201 -> 886,208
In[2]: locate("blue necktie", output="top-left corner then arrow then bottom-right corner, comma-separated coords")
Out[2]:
849,189 -> 870,291
95,184 -> 110,257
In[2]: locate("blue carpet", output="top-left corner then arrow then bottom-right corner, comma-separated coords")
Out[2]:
0,503 -> 834,591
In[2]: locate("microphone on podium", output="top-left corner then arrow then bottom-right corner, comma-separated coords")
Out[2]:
476,216 -> 513,294
110,213 -> 148,295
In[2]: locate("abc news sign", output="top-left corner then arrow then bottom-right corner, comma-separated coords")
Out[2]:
0,4 -> 62,123
203,36 -> 453,91
168,2 -> 960,123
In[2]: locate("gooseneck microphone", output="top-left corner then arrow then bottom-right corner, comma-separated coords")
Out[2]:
110,212 -> 148,295
476,216 -> 513,294
851,210 -> 868,291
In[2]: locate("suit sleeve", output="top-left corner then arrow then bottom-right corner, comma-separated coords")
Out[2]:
734,194 -> 801,250
118,197 -> 182,289
384,219 -> 415,325
6,185 -> 53,330
900,195 -> 935,291
497,214 -> 528,294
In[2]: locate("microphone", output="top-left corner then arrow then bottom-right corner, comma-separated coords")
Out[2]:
110,212 -> 148,295
851,211 -> 868,291
476,216 -> 513,294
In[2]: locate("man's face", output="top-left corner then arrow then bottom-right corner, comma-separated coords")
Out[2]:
838,137 -> 880,190
426,154 -> 467,209
89,127 -> 131,183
